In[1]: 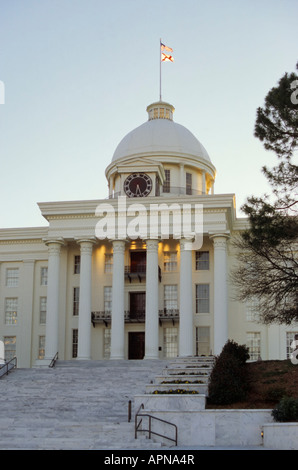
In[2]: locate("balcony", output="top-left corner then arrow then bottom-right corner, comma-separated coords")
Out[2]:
124,265 -> 162,283
91,308 -> 179,326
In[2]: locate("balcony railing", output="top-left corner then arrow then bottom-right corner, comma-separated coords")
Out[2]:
125,265 -> 162,282
108,187 -> 206,199
91,309 -> 179,326
162,186 -> 206,196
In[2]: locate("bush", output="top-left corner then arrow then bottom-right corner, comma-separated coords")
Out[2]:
272,397 -> 298,422
208,340 -> 250,405
221,340 -> 250,364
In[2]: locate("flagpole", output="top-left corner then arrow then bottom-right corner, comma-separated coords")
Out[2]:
159,38 -> 162,101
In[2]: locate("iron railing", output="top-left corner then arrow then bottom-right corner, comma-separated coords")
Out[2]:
135,403 -> 178,446
91,309 -> 179,326
125,265 -> 162,282
0,356 -> 17,378
108,187 -> 207,198
49,352 -> 59,368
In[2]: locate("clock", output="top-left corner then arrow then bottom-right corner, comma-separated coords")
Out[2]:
124,173 -> 152,198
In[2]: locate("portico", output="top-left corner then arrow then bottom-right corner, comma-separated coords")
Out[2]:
41,224 -> 230,362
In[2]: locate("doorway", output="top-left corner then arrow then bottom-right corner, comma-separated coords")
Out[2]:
129,292 -> 146,321
130,251 -> 146,273
129,332 -> 145,359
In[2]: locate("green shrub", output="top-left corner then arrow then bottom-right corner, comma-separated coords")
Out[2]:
220,339 -> 250,364
208,340 -> 250,405
272,397 -> 298,422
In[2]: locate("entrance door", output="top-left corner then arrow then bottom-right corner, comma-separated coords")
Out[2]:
129,292 -> 145,321
129,332 -> 145,359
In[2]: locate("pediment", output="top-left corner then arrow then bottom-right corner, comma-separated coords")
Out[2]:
117,156 -> 160,169
112,156 -> 165,180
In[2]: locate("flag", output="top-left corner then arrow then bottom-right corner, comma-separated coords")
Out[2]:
161,53 -> 174,62
161,42 -> 173,53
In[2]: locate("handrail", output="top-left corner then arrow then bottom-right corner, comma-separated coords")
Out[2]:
0,356 -> 17,378
49,352 -> 58,368
135,403 -> 178,446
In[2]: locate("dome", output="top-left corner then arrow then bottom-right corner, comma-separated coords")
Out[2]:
111,101 -> 211,164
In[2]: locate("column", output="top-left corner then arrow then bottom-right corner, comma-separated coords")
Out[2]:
44,239 -> 64,361
210,233 -> 229,355
201,170 -> 206,194
144,239 -> 159,359
110,240 -> 126,359
179,238 -> 194,357
77,239 -> 95,360
179,163 -> 184,192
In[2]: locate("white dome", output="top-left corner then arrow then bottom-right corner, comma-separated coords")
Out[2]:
112,101 -> 211,164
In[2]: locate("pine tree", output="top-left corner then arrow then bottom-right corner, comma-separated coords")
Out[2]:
232,63 -> 298,325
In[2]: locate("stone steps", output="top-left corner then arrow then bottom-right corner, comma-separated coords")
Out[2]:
0,359 -> 169,450
134,356 -> 215,445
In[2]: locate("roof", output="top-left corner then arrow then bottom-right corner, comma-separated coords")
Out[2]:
111,101 -> 212,165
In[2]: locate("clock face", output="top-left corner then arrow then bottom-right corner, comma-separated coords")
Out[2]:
124,173 -> 152,198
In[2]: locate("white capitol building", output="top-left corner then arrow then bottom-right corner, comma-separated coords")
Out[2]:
1,100 -> 297,367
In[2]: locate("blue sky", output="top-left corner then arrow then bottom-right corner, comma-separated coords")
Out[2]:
0,0 -> 297,227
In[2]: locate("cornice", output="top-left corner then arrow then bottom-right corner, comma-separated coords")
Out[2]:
105,153 -> 216,179
0,227 -> 49,243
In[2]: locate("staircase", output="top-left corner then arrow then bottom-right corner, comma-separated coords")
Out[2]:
0,359 -> 169,450
135,356 -> 215,446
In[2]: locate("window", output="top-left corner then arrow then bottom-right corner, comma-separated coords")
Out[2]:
40,297 -> 47,324
40,267 -> 48,286
104,328 -> 111,359
164,285 -> 178,311
4,336 -> 16,362
246,299 -> 260,322
163,169 -> 170,193
72,329 -> 78,358
105,254 -> 113,273
5,298 -> 18,325
73,287 -> 80,316
38,336 -> 45,359
163,251 -> 177,272
163,327 -> 178,358
186,172 -> 192,195
196,251 -> 209,270
246,332 -> 261,361
196,284 -> 209,313
286,332 -> 298,359
104,287 -> 112,313
74,255 -> 81,274
6,268 -> 19,287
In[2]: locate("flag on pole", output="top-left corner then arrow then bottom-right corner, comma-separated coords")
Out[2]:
161,42 -> 173,53
161,53 -> 174,62
159,40 -> 174,101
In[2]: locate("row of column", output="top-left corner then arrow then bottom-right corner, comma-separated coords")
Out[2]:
44,233 -> 229,362
44,238 -> 95,361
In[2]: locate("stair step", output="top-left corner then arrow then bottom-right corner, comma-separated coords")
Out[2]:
0,359 -> 170,450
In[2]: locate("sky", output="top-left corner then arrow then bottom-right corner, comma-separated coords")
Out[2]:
0,0 -> 297,228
